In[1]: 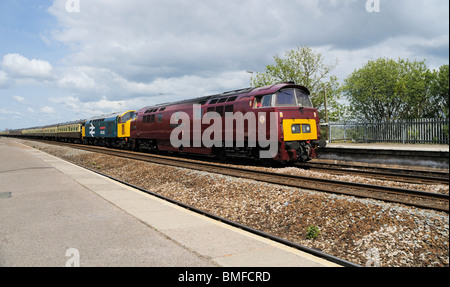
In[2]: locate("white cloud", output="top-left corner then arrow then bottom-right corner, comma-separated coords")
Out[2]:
0,108 -> 21,116
46,0 -> 448,87
40,106 -> 56,114
0,71 -> 8,87
57,66 -> 99,91
13,96 -> 26,103
2,54 -> 53,79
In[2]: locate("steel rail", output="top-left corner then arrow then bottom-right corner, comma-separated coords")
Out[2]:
300,162 -> 449,185
63,143 -> 449,213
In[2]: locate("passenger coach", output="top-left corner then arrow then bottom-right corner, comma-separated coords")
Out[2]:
57,120 -> 85,143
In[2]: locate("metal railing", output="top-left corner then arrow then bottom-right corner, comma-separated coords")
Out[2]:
322,118 -> 449,144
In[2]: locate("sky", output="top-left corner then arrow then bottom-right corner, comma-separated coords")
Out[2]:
0,0 -> 449,130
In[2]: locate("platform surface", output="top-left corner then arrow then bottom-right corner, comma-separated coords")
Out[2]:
326,142 -> 449,152
0,138 -> 339,267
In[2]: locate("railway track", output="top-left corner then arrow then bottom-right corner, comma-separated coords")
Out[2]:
8,138 -> 361,267
297,161 -> 449,185
53,142 -> 449,213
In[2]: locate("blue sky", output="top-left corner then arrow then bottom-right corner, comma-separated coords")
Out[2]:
1,0 -> 449,130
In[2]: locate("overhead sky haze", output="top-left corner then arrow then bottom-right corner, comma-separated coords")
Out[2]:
0,0 -> 449,130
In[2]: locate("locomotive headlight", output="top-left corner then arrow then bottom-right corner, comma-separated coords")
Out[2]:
291,124 -> 301,134
302,124 -> 311,133
314,112 -> 317,117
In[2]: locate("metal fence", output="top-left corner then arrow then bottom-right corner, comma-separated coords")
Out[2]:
323,118 -> 449,144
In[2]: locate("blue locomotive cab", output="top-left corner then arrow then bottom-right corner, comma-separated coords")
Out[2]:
84,111 -> 135,148
85,114 -> 118,138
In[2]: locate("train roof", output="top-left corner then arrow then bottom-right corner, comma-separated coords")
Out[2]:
250,82 -> 310,96
57,119 -> 87,126
137,82 -> 310,113
85,110 -> 135,122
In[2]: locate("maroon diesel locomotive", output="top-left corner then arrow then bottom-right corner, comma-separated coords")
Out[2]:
131,82 -> 326,163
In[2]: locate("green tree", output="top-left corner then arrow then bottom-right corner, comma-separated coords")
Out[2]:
250,45 -> 343,122
343,58 -> 431,122
429,64 -> 449,118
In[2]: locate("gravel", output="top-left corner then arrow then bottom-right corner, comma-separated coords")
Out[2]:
20,140 -> 449,267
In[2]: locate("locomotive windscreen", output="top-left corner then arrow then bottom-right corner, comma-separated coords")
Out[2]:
275,88 -> 313,108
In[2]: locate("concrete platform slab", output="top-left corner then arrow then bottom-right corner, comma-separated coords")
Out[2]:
327,142 -> 449,152
0,138 -> 340,267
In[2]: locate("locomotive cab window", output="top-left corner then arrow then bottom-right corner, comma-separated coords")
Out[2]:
296,90 -> 313,108
254,94 -> 274,108
261,94 -> 273,107
275,88 -> 313,108
121,112 -> 134,123
276,89 -> 296,106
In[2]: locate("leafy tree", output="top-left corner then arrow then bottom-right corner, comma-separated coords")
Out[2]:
250,45 -> 343,122
343,58 -> 432,122
429,64 -> 449,118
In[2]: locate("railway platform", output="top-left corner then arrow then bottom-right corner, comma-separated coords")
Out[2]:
326,142 -> 449,152
319,142 -> 449,170
0,138 -> 340,267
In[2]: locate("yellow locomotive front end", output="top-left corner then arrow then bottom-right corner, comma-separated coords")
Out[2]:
117,110 -> 135,139
282,118 -> 318,142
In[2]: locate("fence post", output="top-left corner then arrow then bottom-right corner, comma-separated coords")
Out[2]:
344,123 -> 347,142
402,120 -> 405,144
329,123 -> 332,143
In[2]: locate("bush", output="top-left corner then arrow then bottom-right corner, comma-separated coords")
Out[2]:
306,225 -> 321,240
